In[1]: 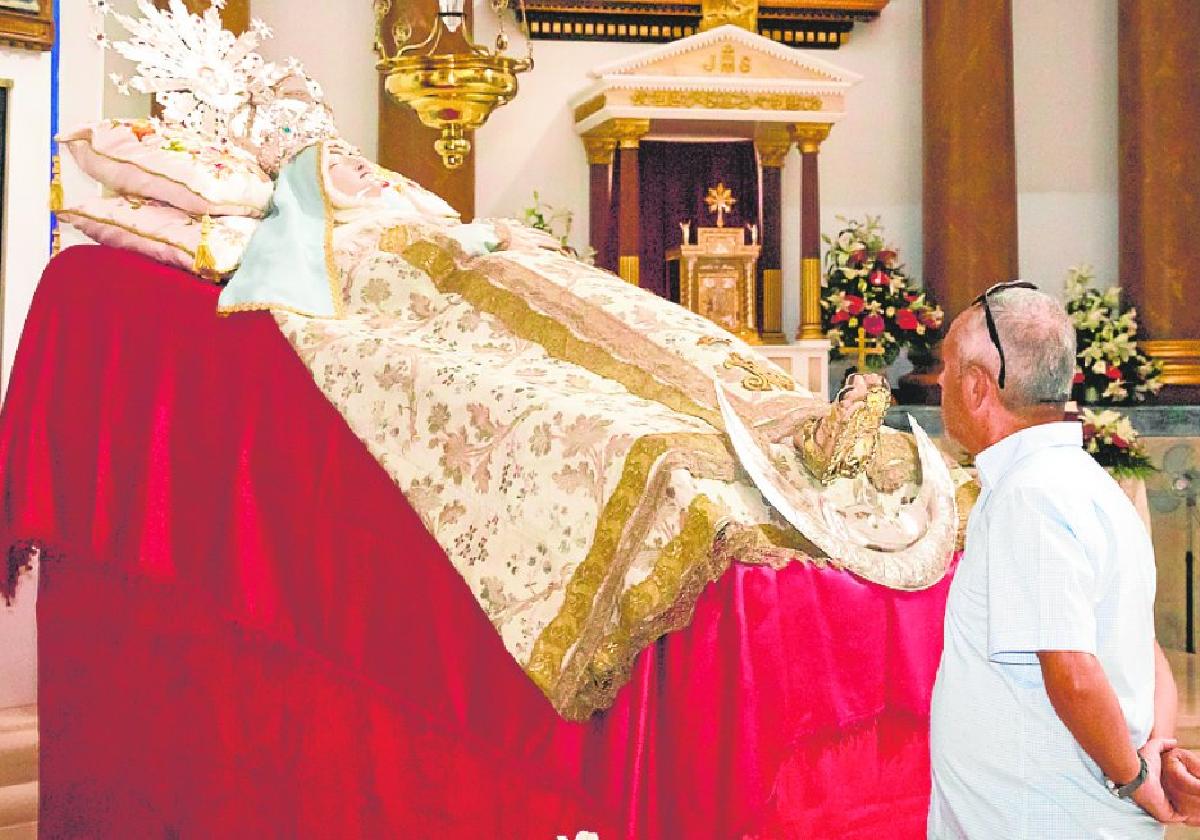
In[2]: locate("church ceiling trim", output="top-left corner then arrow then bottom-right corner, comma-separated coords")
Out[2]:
521,0 -> 887,49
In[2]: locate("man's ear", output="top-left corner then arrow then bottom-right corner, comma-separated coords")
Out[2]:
962,363 -> 994,413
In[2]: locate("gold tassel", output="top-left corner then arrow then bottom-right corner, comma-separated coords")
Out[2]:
49,154 -> 63,213
193,214 -> 217,279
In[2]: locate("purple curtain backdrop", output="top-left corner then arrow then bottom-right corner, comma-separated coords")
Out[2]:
628,140 -> 760,299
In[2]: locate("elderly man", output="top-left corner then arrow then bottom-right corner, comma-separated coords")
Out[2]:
928,282 -> 1182,838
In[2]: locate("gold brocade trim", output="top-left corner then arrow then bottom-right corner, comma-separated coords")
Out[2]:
567,494 -> 726,718
57,208 -> 230,283
521,433 -> 736,717
63,137 -> 270,215
400,240 -> 723,428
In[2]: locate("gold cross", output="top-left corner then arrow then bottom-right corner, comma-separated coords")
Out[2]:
853,327 -> 886,372
704,183 -> 736,228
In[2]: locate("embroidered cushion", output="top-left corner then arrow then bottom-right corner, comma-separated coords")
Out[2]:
59,195 -> 259,281
60,119 -> 275,217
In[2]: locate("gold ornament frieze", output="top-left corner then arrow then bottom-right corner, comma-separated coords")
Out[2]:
629,90 -> 823,112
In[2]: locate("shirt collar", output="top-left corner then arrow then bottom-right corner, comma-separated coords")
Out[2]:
974,421 -> 1083,490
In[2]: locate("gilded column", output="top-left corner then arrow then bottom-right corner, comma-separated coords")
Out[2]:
377,0 -> 475,218
905,0 -> 1018,403
755,124 -> 791,344
610,119 -> 651,286
582,129 -> 618,274
1119,0 -> 1200,401
792,123 -> 830,342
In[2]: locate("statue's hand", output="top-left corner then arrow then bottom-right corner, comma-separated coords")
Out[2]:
793,374 -> 891,483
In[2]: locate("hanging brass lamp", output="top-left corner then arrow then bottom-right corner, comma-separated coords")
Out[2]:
375,0 -> 533,169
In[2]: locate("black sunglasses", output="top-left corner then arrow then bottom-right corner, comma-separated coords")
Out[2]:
971,281 -> 1037,388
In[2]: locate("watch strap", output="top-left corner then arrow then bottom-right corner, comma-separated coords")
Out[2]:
1109,755 -> 1148,799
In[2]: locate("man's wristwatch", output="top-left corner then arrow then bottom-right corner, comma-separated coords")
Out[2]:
1105,755 -> 1149,799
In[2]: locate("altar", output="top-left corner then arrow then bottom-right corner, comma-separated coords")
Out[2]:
570,22 -> 860,399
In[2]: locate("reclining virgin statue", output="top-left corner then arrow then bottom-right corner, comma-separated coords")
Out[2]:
84,0 -> 962,721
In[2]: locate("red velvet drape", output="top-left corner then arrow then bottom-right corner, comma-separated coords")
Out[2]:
635,140 -> 759,300
1,246 -> 953,838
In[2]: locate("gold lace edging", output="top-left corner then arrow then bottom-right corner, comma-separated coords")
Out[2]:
400,240 -> 722,429
523,432 -> 735,714
563,494 -> 728,719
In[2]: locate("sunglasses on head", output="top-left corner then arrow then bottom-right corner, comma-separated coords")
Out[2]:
971,281 -> 1038,389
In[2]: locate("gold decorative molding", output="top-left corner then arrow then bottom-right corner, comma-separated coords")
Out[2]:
1142,339 -> 1200,385
629,90 -> 822,112
574,94 -> 606,123
798,255 -> 823,340
760,268 -> 787,343
791,122 -> 832,153
700,0 -> 759,33
522,1 -> 887,49
754,124 -> 793,168
618,255 -> 641,285
607,118 -> 652,149
581,131 -> 618,165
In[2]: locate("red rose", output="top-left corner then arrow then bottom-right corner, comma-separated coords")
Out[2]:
896,309 -> 919,330
1111,434 -> 1130,449
850,249 -> 868,265
831,310 -> 850,324
877,249 -> 897,266
904,293 -> 919,303
1072,370 -> 1085,384
1106,366 -> 1123,381
868,269 -> 888,286
863,314 -> 886,336
844,294 -> 865,315
1082,423 -> 1097,441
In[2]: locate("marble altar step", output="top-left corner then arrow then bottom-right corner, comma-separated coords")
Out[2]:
0,706 -> 36,835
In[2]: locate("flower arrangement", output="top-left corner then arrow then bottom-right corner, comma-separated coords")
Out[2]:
821,216 -> 944,372
1064,265 -> 1162,404
1081,407 -> 1155,478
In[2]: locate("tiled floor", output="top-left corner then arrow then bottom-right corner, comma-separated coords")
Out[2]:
0,705 -> 35,840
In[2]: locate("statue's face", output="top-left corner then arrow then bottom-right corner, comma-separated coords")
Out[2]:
325,150 -> 383,200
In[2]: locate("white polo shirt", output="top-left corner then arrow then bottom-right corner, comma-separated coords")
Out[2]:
928,422 -> 1161,839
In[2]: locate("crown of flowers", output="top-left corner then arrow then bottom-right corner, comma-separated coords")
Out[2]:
90,0 -> 343,174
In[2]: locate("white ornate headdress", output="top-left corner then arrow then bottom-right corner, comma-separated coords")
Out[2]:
92,0 -> 343,175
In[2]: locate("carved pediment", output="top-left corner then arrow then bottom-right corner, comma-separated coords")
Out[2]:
590,25 -> 861,85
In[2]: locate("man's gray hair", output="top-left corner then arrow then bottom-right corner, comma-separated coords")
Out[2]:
958,286 -> 1076,410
